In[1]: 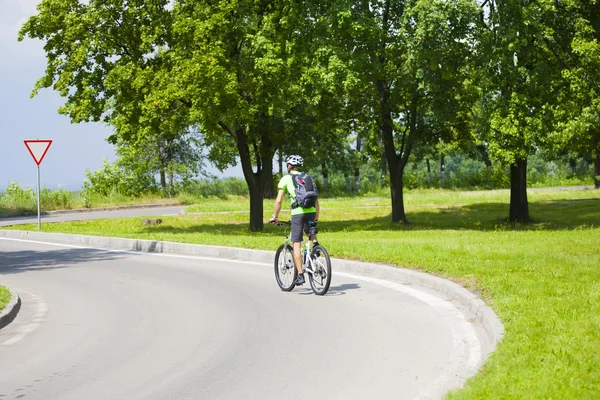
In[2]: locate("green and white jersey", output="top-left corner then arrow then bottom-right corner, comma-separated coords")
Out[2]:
278,172 -> 317,216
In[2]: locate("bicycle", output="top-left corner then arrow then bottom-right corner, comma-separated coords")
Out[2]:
273,221 -> 332,296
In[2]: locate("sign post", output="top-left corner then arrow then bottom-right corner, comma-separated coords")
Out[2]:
24,140 -> 53,230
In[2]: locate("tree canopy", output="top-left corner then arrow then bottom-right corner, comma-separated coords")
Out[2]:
19,0 -> 600,228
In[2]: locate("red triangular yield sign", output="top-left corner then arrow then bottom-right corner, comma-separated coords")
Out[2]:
24,140 -> 53,166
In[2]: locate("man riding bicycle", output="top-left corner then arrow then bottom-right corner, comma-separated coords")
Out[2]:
269,155 -> 320,286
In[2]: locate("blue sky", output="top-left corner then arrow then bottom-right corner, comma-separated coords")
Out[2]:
0,1 -> 240,192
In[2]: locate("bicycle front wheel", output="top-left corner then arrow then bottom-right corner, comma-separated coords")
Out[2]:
309,245 -> 332,295
274,244 -> 297,291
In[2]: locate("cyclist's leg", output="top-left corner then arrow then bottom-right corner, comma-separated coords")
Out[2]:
291,214 -> 304,274
304,212 -> 318,244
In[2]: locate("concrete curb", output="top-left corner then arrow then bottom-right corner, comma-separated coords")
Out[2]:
0,286 -> 21,330
0,203 -> 182,220
0,229 -> 504,349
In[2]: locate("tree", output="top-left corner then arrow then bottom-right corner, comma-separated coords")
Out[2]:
83,158 -> 157,198
477,0 -> 570,221
329,0 -> 480,222
551,0 -> 600,189
19,0 -> 174,125
167,0 -> 352,230
19,0 -> 331,231
115,127 -> 208,196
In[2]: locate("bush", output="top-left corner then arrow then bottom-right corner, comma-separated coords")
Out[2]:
40,188 -> 75,210
184,177 -> 249,199
0,182 -> 36,210
83,158 -> 157,198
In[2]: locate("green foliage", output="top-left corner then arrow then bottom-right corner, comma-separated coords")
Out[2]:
0,182 -> 76,211
18,0 -> 600,228
40,188 -> 75,210
477,0 -> 570,165
0,182 -> 37,210
321,0 -> 482,222
184,178 -> 249,200
549,0 -> 600,173
83,158 -> 157,198
115,128 -> 208,195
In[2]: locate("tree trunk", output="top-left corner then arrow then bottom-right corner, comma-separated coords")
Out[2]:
278,150 -> 283,177
389,166 -> 407,223
168,163 -> 174,198
235,126 -> 274,232
378,78 -> 412,223
321,163 -> 329,191
344,172 -> 351,192
159,169 -> 167,194
594,156 -> 600,189
354,134 -> 361,192
509,158 -> 530,222
477,145 -> 492,167
263,175 -> 275,199
569,158 -> 577,175
426,158 -> 432,186
440,153 -> 445,188
381,152 -> 387,186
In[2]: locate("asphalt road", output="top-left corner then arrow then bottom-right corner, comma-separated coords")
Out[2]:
0,237 -> 484,400
0,206 -> 187,227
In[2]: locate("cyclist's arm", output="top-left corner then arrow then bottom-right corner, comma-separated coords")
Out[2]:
272,189 -> 285,220
315,199 -> 320,221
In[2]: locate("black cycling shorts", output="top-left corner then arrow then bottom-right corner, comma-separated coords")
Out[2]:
291,212 -> 317,243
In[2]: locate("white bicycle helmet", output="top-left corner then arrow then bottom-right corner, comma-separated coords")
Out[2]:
285,154 -> 304,166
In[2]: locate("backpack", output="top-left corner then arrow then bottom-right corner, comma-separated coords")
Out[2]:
291,172 -> 318,209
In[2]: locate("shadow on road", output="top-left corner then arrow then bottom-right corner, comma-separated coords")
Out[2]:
0,248 -> 126,276
329,283 -> 361,292
297,282 -> 361,296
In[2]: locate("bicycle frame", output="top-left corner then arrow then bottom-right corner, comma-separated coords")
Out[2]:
279,222 -> 316,275
274,219 -> 331,295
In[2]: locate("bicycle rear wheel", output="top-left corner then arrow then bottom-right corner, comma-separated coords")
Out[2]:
274,244 -> 297,291
309,245 -> 332,295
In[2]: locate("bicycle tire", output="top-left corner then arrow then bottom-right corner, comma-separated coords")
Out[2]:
308,245 -> 332,295
274,244 -> 297,291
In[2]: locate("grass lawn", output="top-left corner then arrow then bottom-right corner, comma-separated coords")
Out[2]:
4,187 -> 600,398
0,286 -> 10,312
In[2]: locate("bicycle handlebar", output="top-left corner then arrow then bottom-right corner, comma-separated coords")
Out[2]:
271,220 -> 318,227
273,221 -> 292,226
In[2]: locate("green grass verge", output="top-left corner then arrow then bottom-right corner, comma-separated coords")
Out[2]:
0,285 -> 11,312
4,188 -> 600,398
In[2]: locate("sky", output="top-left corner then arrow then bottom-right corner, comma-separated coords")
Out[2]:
0,1 -> 241,192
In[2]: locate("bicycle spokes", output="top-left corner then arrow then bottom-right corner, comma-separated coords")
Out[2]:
308,246 -> 332,295
275,244 -> 297,292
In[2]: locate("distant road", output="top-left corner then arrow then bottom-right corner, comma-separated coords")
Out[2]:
528,185 -> 595,191
0,206 -> 187,227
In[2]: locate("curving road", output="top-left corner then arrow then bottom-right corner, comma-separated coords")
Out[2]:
0,207 -> 487,399
0,236 -> 485,400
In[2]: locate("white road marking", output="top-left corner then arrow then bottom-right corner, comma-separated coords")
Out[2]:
0,236 -> 483,394
1,290 -> 48,346
336,272 -> 482,398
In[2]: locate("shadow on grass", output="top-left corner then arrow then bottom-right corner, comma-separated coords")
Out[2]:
0,248 -> 126,276
144,198 -> 600,236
